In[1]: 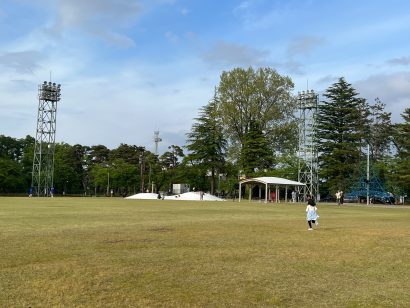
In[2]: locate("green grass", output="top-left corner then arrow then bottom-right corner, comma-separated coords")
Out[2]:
0,197 -> 409,307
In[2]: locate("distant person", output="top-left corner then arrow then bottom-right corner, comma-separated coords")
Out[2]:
306,195 -> 319,230
200,191 -> 204,200
271,191 -> 276,203
50,187 -> 55,198
28,187 -> 33,198
291,190 -> 297,203
340,190 -> 344,205
335,190 -> 341,205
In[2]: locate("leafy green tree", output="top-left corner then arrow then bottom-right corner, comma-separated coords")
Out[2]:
0,135 -> 24,161
186,99 -> 227,194
159,145 -> 185,192
316,77 -> 370,193
0,158 -> 24,193
89,163 -> 111,195
110,144 -> 144,165
20,135 -> 35,189
109,158 -> 138,194
240,120 -> 272,176
54,143 -> 84,194
0,135 -> 34,193
144,151 -> 162,193
215,67 -> 297,162
89,145 -> 110,164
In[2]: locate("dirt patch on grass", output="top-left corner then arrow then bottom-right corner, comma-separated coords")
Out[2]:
147,226 -> 175,232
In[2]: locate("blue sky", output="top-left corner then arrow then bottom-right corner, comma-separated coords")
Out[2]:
1,0 -> 409,153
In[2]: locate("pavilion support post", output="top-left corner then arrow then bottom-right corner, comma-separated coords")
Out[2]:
249,185 -> 252,203
276,185 -> 279,203
258,185 -> 261,202
285,185 -> 288,203
265,183 -> 268,203
239,183 -> 242,202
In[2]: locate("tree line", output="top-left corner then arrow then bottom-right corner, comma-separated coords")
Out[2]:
0,67 -> 409,198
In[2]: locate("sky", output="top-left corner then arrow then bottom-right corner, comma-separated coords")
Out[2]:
1,0 -> 409,154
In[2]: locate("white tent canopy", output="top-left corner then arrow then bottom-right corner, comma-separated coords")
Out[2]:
239,176 -> 305,203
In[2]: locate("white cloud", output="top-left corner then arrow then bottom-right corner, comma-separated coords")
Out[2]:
52,0 -> 143,47
354,72 -> 410,123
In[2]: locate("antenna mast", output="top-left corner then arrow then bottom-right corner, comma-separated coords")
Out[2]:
154,131 -> 162,156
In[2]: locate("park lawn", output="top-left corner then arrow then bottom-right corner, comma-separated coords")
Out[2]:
0,197 -> 409,307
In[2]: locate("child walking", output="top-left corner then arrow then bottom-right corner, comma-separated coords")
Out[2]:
306,195 -> 319,230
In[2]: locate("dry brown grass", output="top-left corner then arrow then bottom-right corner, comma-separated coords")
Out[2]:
1,197 -> 409,307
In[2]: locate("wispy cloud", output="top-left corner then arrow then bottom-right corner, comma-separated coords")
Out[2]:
165,31 -> 179,44
233,0 -> 284,31
316,75 -> 338,85
52,0 -> 143,47
386,56 -> 410,66
180,8 -> 189,15
202,41 -> 270,67
287,36 -> 326,57
277,60 -> 305,75
0,50 -> 44,74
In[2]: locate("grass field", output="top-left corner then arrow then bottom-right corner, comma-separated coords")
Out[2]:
0,197 -> 409,307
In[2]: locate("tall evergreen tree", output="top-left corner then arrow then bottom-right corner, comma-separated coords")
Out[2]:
393,108 -> 410,194
368,98 -> 393,161
316,77 -> 370,193
186,99 -> 226,194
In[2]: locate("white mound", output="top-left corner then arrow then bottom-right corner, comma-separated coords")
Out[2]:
125,191 -> 224,201
125,193 -> 159,200
164,191 -> 224,201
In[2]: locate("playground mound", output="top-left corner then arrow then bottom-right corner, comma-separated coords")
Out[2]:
125,191 -> 224,201
125,193 -> 159,200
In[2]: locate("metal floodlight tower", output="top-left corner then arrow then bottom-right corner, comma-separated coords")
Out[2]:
31,81 -> 61,196
297,90 -> 319,202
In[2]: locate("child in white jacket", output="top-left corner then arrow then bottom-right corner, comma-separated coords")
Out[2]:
306,195 -> 319,230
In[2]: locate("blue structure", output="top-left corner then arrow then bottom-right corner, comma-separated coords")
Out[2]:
346,176 -> 394,204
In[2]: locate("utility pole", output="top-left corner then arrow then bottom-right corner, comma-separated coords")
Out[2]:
366,144 -> 370,205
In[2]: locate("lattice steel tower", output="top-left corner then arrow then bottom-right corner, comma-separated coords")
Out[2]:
31,81 -> 61,196
154,131 -> 162,155
297,90 -> 319,202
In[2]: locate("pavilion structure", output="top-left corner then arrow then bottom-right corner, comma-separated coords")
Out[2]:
239,176 -> 305,203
